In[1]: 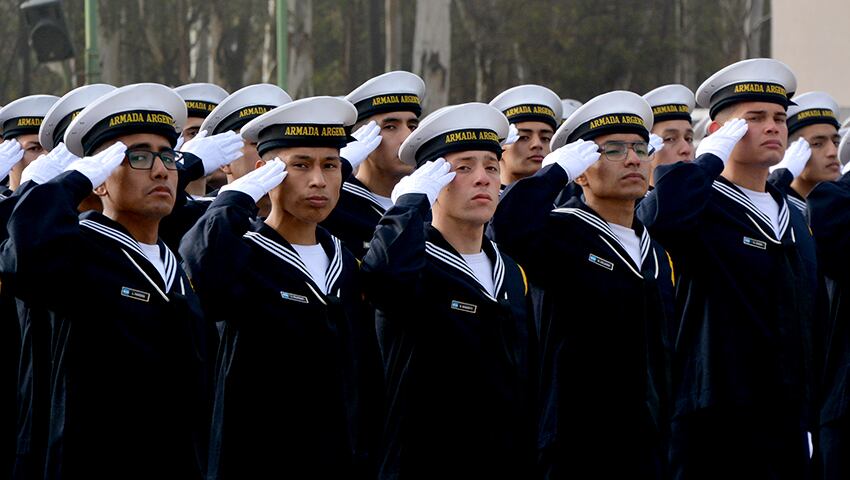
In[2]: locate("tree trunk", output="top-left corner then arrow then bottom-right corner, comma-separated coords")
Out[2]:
288,0 -> 314,98
413,0 -> 451,113
385,0 -> 402,71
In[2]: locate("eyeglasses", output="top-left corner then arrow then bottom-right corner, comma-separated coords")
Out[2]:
125,149 -> 181,170
598,141 -> 650,162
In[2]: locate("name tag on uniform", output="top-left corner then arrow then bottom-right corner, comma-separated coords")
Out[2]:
280,291 -> 309,304
588,253 -> 614,271
121,286 -> 150,302
743,236 -> 767,250
450,300 -> 478,314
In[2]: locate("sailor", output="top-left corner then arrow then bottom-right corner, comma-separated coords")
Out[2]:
637,58 -> 820,479
0,83 -> 212,479
362,102 -> 535,478
173,82 -> 229,195
489,84 -> 562,189
181,97 -> 375,478
767,91 -> 842,216
643,84 -> 696,186
322,71 -> 425,258
492,90 -> 670,478
199,83 -> 292,215
0,95 -> 58,193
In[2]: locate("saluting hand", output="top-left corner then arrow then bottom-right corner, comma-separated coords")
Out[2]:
502,124 -> 520,147
0,139 -> 24,180
340,120 -> 382,169
695,117 -> 748,164
219,157 -> 287,203
391,157 -> 456,207
180,129 -> 245,176
64,141 -> 127,188
21,142 -> 80,185
769,137 -> 811,178
649,133 -> 665,156
541,139 -> 601,182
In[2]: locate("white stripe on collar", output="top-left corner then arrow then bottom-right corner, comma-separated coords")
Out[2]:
425,241 -> 498,302
712,181 -> 774,228
490,241 -> 506,298
342,182 -> 386,213
552,207 -> 648,270
80,219 -> 177,291
243,230 -> 344,297
787,195 -> 807,214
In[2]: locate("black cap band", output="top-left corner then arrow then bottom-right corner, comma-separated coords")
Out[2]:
2,116 -> 43,140
257,123 -> 349,157
415,128 -> 502,168
354,94 -> 422,123
214,105 -> 276,135
787,108 -> 840,135
502,104 -> 558,130
81,110 -> 178,155
709,82 -> 794,119
185,100 -> 218,119
651,104 -> 692,124
52,109 -> 83,148
567,113 -> 649,144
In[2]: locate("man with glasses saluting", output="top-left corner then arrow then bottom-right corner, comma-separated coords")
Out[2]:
0,83 -> 211,479
492,91 -> 671,478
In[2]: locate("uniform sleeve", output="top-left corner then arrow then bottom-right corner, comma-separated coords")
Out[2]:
178,190 -> 258,322
0,171 -> 94,308
489,163 -> 568,280
767,167 -> 794,195
360,193 -> 430,313
636,154 -> 725,248
807,172 -> 850,280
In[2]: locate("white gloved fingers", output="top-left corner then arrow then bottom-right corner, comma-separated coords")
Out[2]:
98,141 -> 128,170
649,133 -> 664,155
842,161 -> 850,176
720,118 -> 748,140
503,124 -> 519,146
175,135 -> 185,151
351,121 -> 381,145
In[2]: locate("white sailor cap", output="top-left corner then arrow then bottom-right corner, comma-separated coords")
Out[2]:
174,83 -> 229,119
39,84 -> 116,151
345,71 -> 426,123
786,91 -> 840,135
643,84 -> 695,124
696,58 -> 796,119
200,84 -> 292,136
551,90 -> 652,150
560,99 -> 583,121
840,131 -> 850,166
241,96 -> 357,157
64,83 -> 186,157
398,102 -> 509,168
0,94 -> 59,140
489,84 -> 562,130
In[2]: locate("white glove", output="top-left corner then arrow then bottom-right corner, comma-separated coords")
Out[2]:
219,157 -> 287,203
0,139 -> 24,179
695,118 -> 748,164
502,124 -> 519,146
64,142 -> 127,188
21,143 -> 80,185
180,130 -> 245,176
390,157 -> 456,206
541,139 -> 601,182
175,134 -> 185,151
769,137 -> 811,178
842,161 -> 850,176
649,133 -> 665,156
340,121 -> 382,169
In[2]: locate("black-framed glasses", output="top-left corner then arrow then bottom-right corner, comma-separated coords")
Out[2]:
125,149 -> 181,170
598,141 -> 650,162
